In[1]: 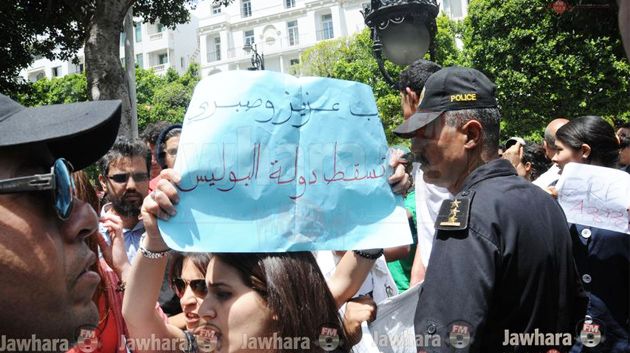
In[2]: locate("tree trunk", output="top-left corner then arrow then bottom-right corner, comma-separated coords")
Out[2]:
84,0 -> 134,138
124,8 -> 138,139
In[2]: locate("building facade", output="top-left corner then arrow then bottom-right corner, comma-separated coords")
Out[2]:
20,16 -> 198,82
439,0 -> 469,20
197,0 -> 367,76
20,0 -> 468,81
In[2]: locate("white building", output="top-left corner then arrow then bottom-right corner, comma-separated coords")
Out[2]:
196,0 -> 367,76
20,16 -> 199,82
22,49 -> 85,83
440,0 -> 469,20
20,0 -> 468,81
196,0 -> 469,77
131,17 -> 199,75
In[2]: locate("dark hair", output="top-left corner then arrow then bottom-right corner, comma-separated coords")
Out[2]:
555,115 -> 620,168
213,252 -> 351,353
140,121 -> 171,145
444,108 -> 501,152
398,59 -> 442,94
521,142 -> 551,181
156,124 -> 182,169
97,137 -> 151,177
620,136 -> 630,149
169,252 -> 212,284
616,121 -> 630,130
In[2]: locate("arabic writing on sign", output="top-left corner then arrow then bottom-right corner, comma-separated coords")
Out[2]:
178,142 -> 387,200
158,71 -> 413,253
556,162 -> 630,234
186,90 -> 379,128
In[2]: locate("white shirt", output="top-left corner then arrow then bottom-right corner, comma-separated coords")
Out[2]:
413,165 -> 452,268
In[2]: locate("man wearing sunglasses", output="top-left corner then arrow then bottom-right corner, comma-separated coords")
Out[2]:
0,94 -> 121,346
96,137 -> 182,318
97,137 -> 151,264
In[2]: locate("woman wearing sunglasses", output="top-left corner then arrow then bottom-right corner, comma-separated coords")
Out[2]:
123,169 -> 379,353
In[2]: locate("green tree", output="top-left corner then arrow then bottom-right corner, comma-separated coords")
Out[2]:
464,0 -> 630,140
298,15 -> 464,144
138,62 -> 200,129
0,0 -> 232,137
16,73 -> 88,106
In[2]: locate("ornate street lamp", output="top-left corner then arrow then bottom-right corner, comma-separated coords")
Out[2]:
362,0 -> 439,88
243,43 -> 265,70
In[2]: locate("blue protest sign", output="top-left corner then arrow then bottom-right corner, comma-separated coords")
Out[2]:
159,70 -> 412,252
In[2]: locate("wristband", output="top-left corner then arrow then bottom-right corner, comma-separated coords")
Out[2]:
353,248 -> 384,260
139,245 -> 170,259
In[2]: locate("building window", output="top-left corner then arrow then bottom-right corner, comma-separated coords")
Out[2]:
241,0 -> 252,18
36,72 -> 45,81
287,20 -> 299,46
214,37 -> 221,60
136,54 -> 143,68
451,0 -> 463,18
208,36 -> 221,62
52,66 -> 61,77
134,23 -> 142,42
244,30 -> 255,46
290,58 -> 299,66
158,53 -> 168,64
157,23 -> 165,33
78,63 -> 84,73
321,14 -> 334,40
285,0 -> 296,8
212,4 -> 222,14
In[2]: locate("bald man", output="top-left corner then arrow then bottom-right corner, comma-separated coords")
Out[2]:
532,118 -> 569,188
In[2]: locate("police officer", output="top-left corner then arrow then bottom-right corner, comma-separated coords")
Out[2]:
393,67 -> 586,353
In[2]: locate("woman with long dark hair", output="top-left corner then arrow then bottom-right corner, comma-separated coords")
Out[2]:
123,169 -> 378,353
552,116 -> 629,353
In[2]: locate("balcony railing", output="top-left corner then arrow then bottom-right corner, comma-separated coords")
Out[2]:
151,63 -> 168,73
150,32 -> 164,41
207,50 -> 221,62
223,34 -> 308,60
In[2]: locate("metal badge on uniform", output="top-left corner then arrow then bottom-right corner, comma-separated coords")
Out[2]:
435,197 -> 471,231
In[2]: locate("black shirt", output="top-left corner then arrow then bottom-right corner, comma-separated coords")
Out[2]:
414,159 -> 587,353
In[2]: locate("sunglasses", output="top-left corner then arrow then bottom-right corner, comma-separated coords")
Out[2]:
0,158 -> 75,220
171,278 -> 208,298
107,172 -> 149,184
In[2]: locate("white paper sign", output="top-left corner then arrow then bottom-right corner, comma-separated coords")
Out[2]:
556,163 -> 630,234
366,284 -> 438,353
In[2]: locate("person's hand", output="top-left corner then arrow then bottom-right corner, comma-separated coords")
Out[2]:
501,143 -> 523,169
97,211 -> 129,278
343,295 -> 377,346
388,148 -> 412,195
546,186 -> 558,199
140,169 -> 181,249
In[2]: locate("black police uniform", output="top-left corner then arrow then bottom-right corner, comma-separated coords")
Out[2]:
414,159 -> 587,353
568,225 -> 629,353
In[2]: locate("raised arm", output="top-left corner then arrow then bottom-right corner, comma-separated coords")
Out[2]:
122,169 -> 185,353
327,250 -> 380,308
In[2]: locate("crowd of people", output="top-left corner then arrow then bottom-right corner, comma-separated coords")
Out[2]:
0,1 -> 629,353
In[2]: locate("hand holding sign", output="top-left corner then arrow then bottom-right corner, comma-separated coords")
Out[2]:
158,71 -> 412,252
